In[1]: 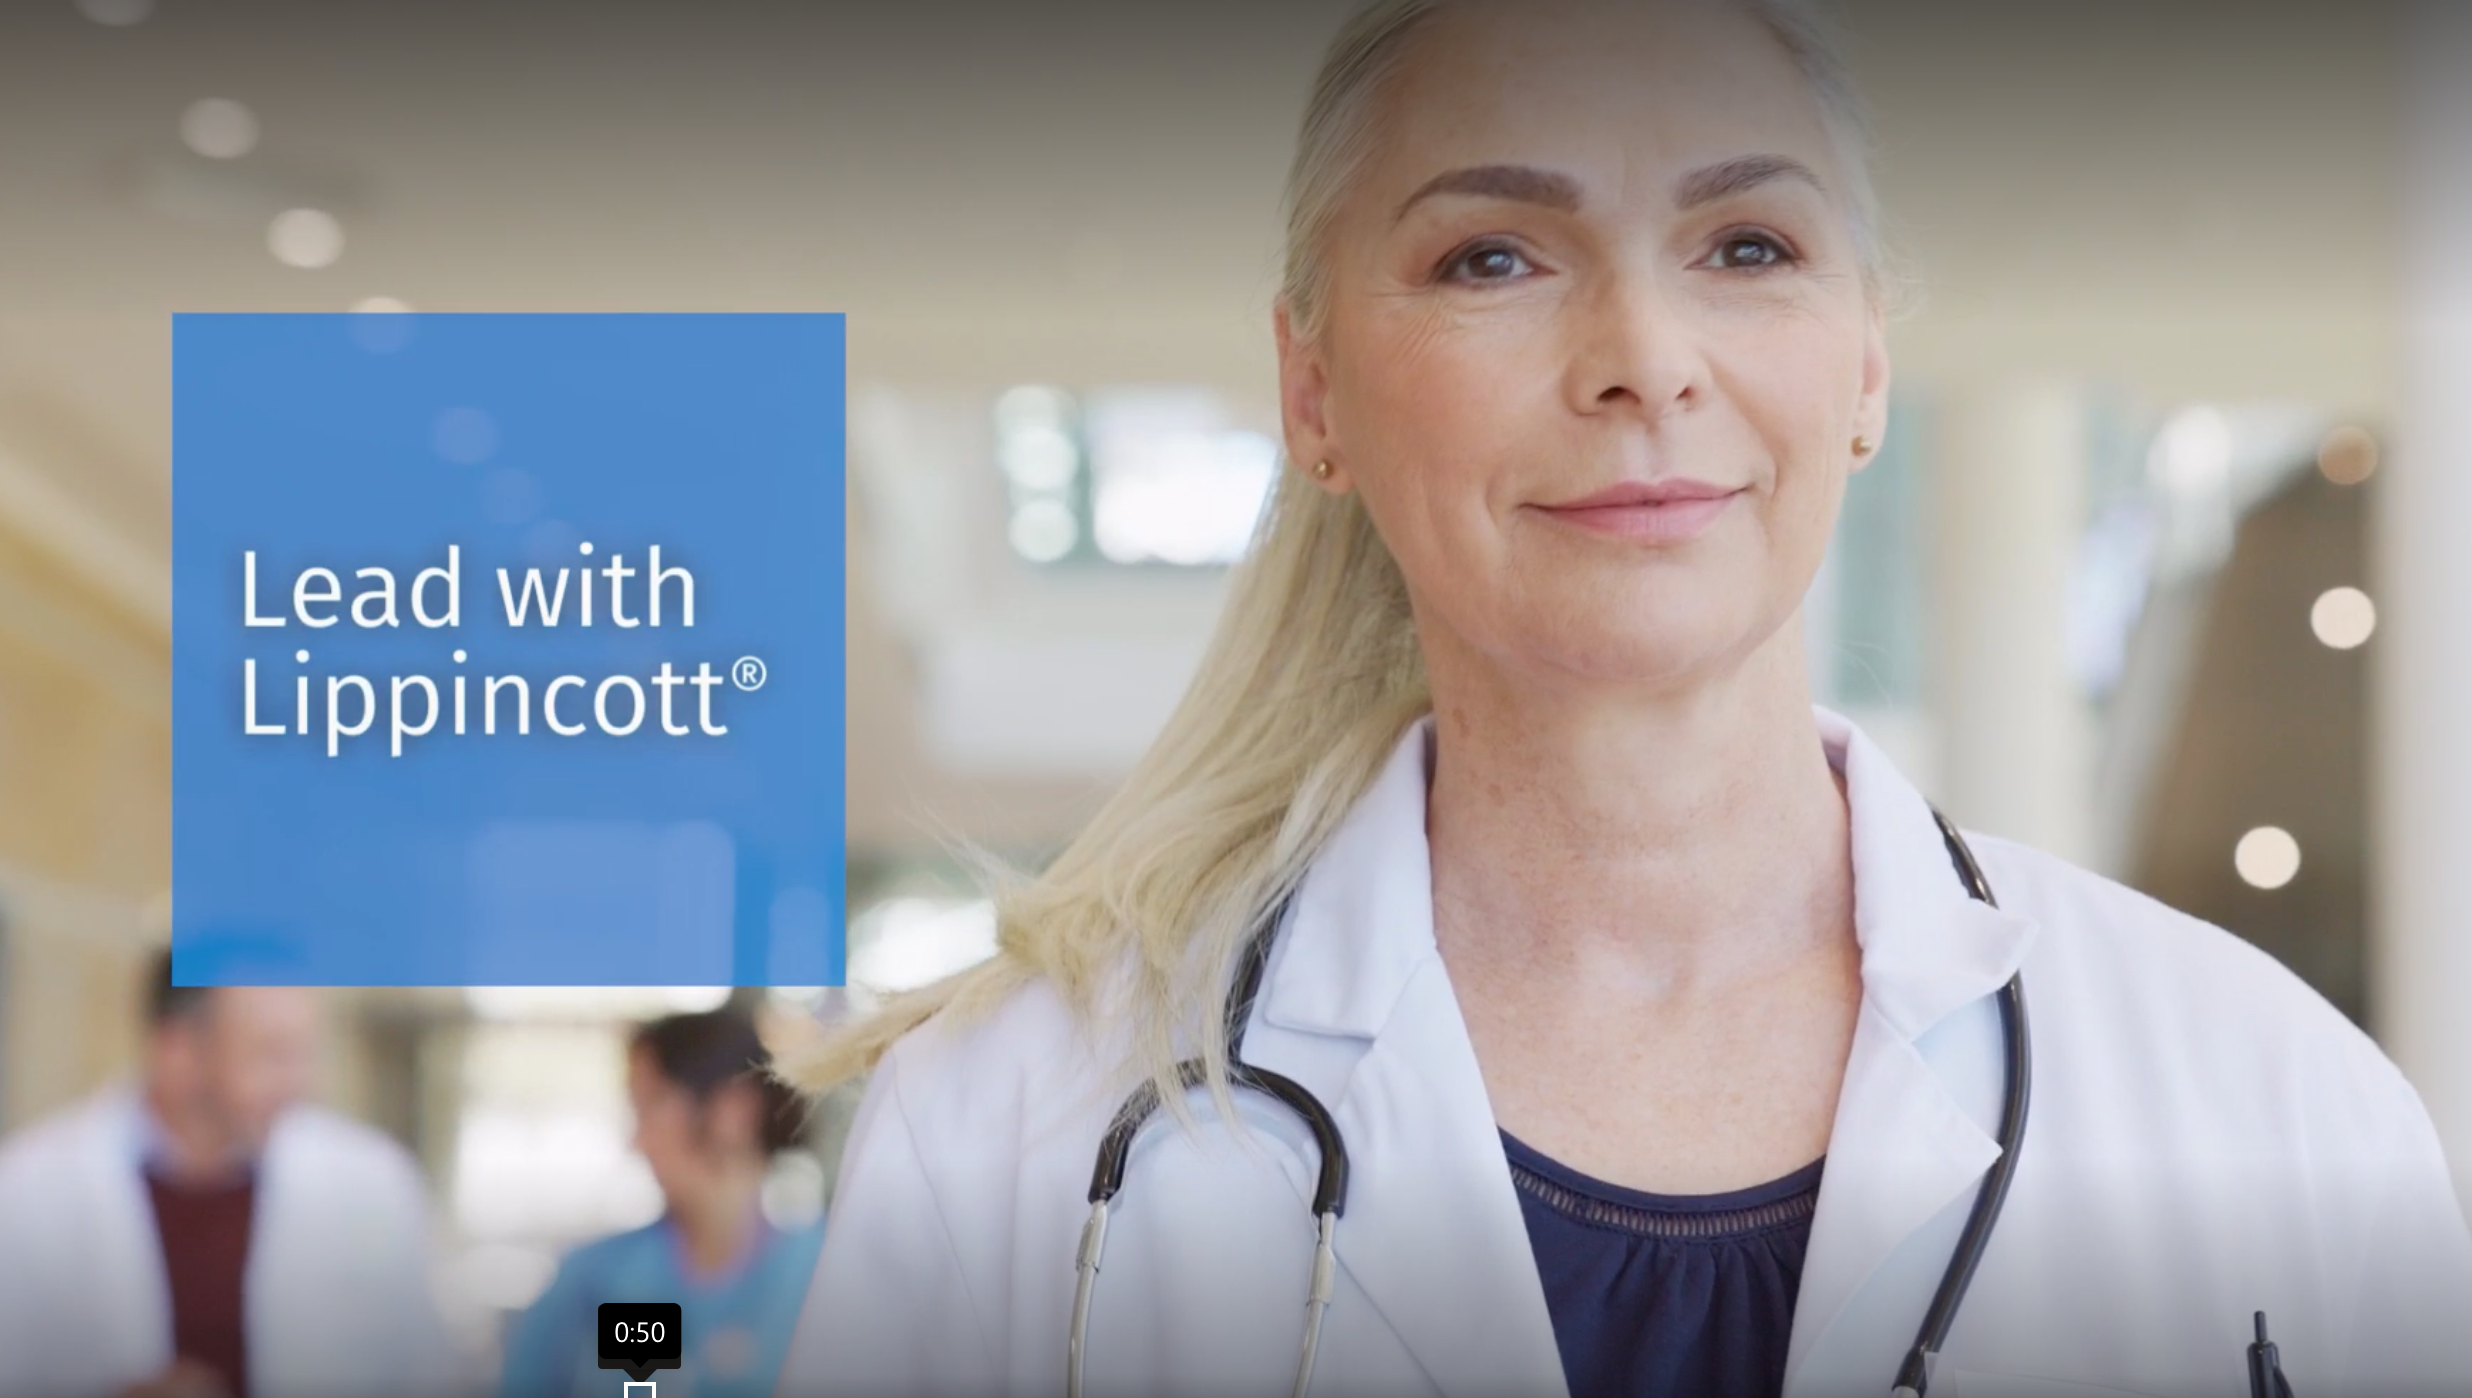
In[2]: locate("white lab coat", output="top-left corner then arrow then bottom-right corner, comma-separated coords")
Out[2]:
0,1087 -> 462,1398
781,711 -> 2472,1397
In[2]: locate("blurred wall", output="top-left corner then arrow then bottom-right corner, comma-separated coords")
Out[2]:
2377,0 -> 2472,1197
0,447 -> 169,1124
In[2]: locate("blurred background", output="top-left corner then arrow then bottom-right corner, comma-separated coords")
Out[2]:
1,0 -> 2469,1376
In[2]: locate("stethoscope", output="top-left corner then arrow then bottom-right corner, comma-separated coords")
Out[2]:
1067,807 -> 2029,1398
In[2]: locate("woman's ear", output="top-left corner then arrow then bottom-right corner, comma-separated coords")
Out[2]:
1852,299 -> 1892,472
1276,303 -> 1353,493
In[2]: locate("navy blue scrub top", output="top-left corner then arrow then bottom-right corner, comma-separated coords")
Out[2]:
1501,1131 -> 1823,1398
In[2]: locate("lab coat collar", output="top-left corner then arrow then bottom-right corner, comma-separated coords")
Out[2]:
1257,718 -> 1439,1041
1822,706 -> 2040,1041
1259,707 -> 2038,1050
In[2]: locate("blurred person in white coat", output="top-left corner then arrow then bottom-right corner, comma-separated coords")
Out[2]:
778,1 -> 2472,1395
0,951 -> 462,1398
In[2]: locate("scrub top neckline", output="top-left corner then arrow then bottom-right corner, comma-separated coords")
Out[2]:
1499,1129 -> 1825,1240
664,1212 -> 782,1292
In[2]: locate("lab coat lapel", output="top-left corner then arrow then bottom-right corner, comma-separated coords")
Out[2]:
252,1112 -> 328,1395
1323,960 -> 1573,1398
1782,1000 -> 2002,1394
249,1108 -> 421,1394
7,1089 -> 181,1391
87,1090 -> 178,1379
1255,722 -> 1570,1398
1783,713 -> 2038,1396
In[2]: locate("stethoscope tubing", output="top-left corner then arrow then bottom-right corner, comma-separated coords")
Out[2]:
1893,809 -> 2032,1397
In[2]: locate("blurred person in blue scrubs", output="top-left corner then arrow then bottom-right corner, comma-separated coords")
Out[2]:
497,1008 -> 822,1398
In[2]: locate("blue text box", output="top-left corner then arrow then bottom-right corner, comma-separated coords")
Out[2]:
173,312 -> 846,986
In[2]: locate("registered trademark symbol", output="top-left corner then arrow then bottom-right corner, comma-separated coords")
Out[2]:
731,656 -> 768,691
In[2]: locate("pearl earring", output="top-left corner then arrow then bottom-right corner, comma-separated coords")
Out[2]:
1852,435 -> 1876,457
1312,460 -> 1334,480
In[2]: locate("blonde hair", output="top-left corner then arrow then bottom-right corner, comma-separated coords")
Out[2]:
790,0 -> 1886,1102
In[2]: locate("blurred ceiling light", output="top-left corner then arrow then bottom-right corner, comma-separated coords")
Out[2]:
1086,389 -> 1278,566
1000,424 -> 1079,493
2310,586 -> 2377,650
1093,429 -> 1277,565
76,0 -> 152,24
996,386 -> 1086,564
848,897 -> 998,994
1008,498 -> 1079,563
2233,827 -> 2301,890
995,384 -> 1074,436
2148,405 -> 2233,502
267,207 -> 344,268
2317,424 -> 2379,486
180,98 -> 260,160
351,295 -> 413,315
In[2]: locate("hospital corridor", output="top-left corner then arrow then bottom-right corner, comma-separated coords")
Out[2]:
3,2 -> 2472,1396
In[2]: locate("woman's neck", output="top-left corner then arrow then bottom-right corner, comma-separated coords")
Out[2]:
1422,620 -> 1853,997
670,1162 -> 769,1279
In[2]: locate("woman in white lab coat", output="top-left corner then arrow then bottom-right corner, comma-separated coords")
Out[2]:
779,1 -> 2472,1394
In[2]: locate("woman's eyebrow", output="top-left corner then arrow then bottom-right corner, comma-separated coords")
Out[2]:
1391,165 -> 1583,224
1672,154 -> 1827,210
1390,155 -> 1826,225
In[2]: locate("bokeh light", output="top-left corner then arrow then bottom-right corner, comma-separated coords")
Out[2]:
180,98 -> 260,160
2234,827 -> 2302,891
266,208 -> 344,269
2311,586 -> 2377,650
2317,424 -> 2379,486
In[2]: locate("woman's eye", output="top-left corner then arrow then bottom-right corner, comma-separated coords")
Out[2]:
1443,242 -> 1535,283
1708,233 -> 1793,271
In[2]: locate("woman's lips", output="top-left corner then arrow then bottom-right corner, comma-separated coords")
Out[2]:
1531,479 -> 1745,543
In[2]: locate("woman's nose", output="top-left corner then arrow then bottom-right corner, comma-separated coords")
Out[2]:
1562,267 -> 1706,421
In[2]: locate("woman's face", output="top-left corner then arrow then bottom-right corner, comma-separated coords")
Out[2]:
1281,0 -> 1889,696
628,1046 -> 758,1204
